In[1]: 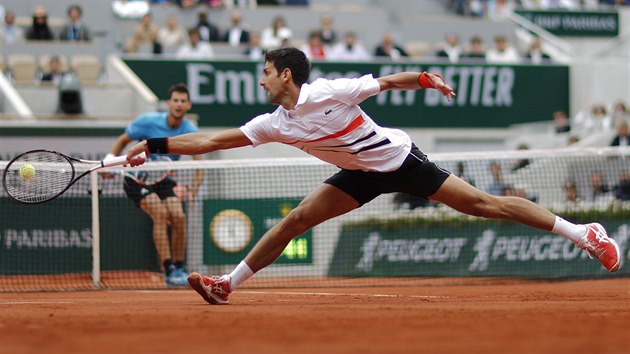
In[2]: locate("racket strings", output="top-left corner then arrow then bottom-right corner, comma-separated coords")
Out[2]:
4,151 -> 74,203
127,156 -> 172,186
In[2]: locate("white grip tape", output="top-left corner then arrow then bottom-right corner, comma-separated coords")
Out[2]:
101,152 -> 146,167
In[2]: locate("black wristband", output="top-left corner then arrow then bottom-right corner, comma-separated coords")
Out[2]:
146,137 -> 169,154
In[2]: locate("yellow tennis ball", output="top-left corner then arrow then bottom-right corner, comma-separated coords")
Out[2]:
19,164 -> 36,180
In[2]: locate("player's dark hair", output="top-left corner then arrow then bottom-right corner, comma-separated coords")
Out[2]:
167,83 -> 190,101
265,47 -> 310,87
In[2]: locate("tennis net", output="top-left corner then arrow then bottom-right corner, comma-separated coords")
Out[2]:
1,147 -> 629,291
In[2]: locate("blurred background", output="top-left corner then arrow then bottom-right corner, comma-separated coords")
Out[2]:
0,0 -> 628,159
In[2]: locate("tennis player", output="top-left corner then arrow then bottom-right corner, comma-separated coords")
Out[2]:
125,48 -> 621,303
107,83 -> 204,287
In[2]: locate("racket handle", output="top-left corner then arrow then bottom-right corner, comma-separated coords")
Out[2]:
101,152 -> 147,167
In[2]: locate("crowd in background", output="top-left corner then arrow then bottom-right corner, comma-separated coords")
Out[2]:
1,1 -> 628,212
0,1 -> 570,64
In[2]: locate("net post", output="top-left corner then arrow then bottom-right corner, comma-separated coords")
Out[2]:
91,172 -> 101,289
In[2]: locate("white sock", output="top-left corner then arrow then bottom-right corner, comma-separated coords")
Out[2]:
228,261 -> 254,291
551,216 -> 587,243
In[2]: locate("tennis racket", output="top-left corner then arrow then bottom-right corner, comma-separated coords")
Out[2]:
2,149 -> 145,204
122,155 -> 173,187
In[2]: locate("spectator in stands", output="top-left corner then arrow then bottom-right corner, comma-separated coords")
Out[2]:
26,6 -> 54,41
572,103 -> 613,138
604,0 -> 630,8
373,33 -> 409,61
502,184 -> 536,203
567,135 -> 580,145
564,179 -> 580,203
300,31 -> 327,61
328,31 -> 371,61
455,161 -> 475,186
553,110 -> 571,133
196,10 -> 221,42
436,33 -> 462,63
260,15 -> 292,50
150,0 -> 173,5
223,9 -> 250,47
610,120 -> 629,147
175,0 -> 200,8
611,100 -> 629,122
487,161 -> 507,196
593,104 -> 613,128
493,0 -> 517,20
125,13 -> 159,54
469,0 -> 490,17
177,27 -> 215,59
158,15 -> 187,50
510,144 -> 530,173
461,36 -> 486,61
223,0 -> 257,7
0,10 -> 25,44
317,14 -> 337,45
614,170 -> 630,201
106,83 -> 203,287
486,35 -> 520,64
40,55 -> 66,86
244,32 -> 265,60
525,36 -> 551,64
588,170 -> 613,203
59,5 -> 91,41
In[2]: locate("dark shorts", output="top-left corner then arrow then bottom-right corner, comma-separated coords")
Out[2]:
324,144 -> 451,205
123,176 -> 178,208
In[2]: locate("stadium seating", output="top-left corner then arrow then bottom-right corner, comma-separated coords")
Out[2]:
7,54 -> 37,84
70,55 -> 102,84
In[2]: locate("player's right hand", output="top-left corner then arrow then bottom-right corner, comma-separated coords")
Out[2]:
126,141 -> 149,167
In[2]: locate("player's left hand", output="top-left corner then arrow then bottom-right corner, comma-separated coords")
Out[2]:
429,73 -> 456,102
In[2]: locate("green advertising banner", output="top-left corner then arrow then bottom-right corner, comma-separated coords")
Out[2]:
203,198 -> 312,265
0,197 -> 158,275
515,10 -> 619,37
329,219 -> 630,278
123,59 -> 569,128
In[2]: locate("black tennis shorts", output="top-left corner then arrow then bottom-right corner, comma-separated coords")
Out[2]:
324,144 -> 451,205
123,176 -> 178,208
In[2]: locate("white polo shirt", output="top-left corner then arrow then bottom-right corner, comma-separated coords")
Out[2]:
240,74 -> 412,172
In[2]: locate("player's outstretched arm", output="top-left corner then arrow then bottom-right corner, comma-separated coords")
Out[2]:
377,71 -> 455,101
125,128 -> 252,166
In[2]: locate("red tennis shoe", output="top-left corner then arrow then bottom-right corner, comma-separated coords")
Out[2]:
578,223 -> 621,272
187,273 -> 231,304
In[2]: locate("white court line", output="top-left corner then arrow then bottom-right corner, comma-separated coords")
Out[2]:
240,291 -> 447,299
1,301 -> 75,305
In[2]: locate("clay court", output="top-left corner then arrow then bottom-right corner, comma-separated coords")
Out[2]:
1,277 -> 629,354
